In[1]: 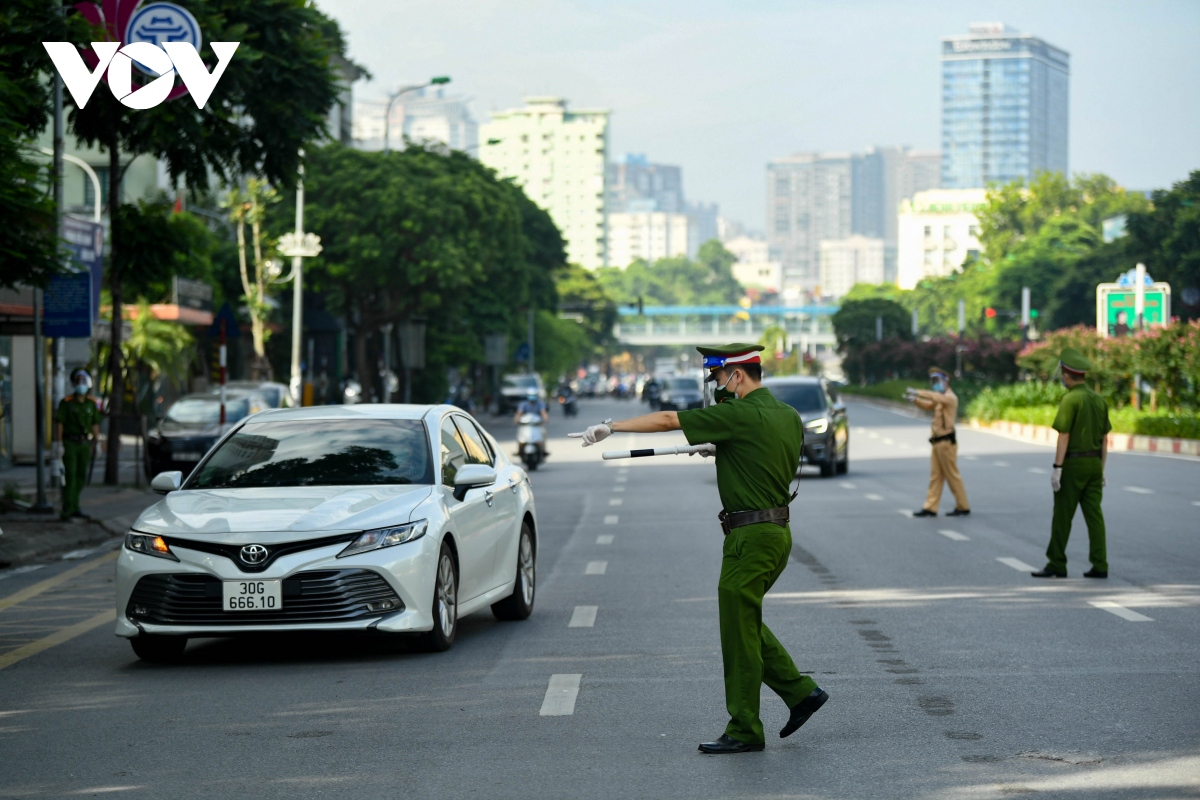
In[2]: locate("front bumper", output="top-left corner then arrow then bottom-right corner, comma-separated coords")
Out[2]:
114,532 -> 440,638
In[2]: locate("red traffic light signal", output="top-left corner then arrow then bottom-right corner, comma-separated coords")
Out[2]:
985,307 -> 997,319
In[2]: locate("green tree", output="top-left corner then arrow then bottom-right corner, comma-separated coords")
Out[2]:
595,240 -> 743,306
556,264 -> 616,348
65,0 -> 347,482
1126,170 -> 1200,322
222,179 -> 280,378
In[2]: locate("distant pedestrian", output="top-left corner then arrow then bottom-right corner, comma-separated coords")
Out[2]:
1032,348 -> 1110,579
908,368 -> 970,518
55,368 -> 101,520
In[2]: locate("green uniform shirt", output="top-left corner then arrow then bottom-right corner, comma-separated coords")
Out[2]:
1051,384 -> 1110,452
56,395 -> 101,437
677,387 -> 802,512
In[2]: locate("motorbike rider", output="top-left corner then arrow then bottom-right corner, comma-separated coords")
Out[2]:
514,389 -> 549,425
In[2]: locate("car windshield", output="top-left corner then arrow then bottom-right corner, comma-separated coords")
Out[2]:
186,419 -> 433,488
165,398 -> 251,426
503,376 -> 539,390
770,384 -> 827,413
668,378 -> 700,392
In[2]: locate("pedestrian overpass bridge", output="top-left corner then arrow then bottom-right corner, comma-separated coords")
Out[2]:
611,305 -> 839,348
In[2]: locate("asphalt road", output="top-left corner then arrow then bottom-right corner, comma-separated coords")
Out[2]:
0,396 -> 1197,799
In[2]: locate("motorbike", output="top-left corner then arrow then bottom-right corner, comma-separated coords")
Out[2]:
558,391 -> 578,417
516,413 -> 546,470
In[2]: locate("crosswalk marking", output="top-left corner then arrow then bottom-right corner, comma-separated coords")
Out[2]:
604,515 -> 619,525
937,529 -> 969,541
585,561 -> 608,575
596,535 -> 614,545
540,674 -> 582,716
996,557 -> 1037,572
569,606 -> 598,628
1088,600 -> 1153,622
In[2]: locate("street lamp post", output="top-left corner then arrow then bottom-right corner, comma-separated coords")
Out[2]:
382,76 -> 450,154
277,156 -> 323,407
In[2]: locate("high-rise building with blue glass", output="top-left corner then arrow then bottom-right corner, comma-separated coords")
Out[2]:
941,23 -> 1069,189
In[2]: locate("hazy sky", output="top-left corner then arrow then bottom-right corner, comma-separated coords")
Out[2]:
316,0 -> 1200,229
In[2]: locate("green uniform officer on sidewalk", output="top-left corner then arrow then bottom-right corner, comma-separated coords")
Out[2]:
55,368 -> 102,521
1031,348 -> 1111,579
570,344 -> 828,754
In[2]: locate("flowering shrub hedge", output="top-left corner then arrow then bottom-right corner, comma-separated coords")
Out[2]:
842,336 -> 1021,385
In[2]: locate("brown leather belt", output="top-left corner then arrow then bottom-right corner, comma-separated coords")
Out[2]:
1065,450 -> 1102,459
929,431 -> 957,445
719,506 -> 790,536
64,434 -> 89,443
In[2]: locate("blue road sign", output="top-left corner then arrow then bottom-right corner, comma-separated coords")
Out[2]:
514,342 -> 531,362
208,301 -> 241,338
45,217 -> 104,338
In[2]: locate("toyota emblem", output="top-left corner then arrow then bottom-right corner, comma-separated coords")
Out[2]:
239,544 -> 269,565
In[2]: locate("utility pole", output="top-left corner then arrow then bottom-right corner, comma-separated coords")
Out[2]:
277,154 -> 322,407
1021,286 -> 1031,345
875,315 -> 882,342
957,298 -> 965,337
911,308 -> 919,337
527,307 -> 536,375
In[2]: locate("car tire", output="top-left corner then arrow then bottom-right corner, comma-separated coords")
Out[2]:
130,635 -> 187,663
421,542 -> 458,652
492,522 -> 536,621
836,449 -> 849,475
819,455 -> 836,478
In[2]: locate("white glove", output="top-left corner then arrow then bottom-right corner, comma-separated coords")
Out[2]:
568,422 -> 613,447
1051,467 -> 1062,493
689,443 -> 716,458
1102,473 -> 1107,488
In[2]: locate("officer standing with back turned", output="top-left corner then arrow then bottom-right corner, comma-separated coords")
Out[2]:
55,368 -> 102,520
1032,348 -> 1110,579
570,343 -> 828,754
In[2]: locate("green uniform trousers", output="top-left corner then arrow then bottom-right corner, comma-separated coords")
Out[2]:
718,522 -> 816,745
1046,457 -> 1107,573
61,441 -> 91,518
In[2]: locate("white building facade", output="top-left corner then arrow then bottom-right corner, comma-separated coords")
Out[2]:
353,87 -> 477,152
724,236 -> 783,294
606,212 -> 690,268
819,236 -> 886,299
896,189 -> 987,289
479,97 -> 610,269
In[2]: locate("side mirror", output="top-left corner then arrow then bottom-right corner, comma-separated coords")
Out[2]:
833,401 -> 846,413
452,464 -> 497,501
151,471 -> 183,495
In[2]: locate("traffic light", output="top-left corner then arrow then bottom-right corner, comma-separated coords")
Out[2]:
985,307 -> 997,319
1030,309 -> 1039,319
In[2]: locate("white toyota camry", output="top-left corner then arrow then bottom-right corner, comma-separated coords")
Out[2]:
115,404 -> 537,662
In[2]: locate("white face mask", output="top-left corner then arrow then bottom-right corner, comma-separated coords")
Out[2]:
74,383 -> 88,395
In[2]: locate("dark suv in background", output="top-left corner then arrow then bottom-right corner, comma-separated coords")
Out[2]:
764,376 -> 848,478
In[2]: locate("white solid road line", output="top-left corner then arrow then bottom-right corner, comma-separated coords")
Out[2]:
608,498 -> 623,506
937,529 -> 969,541
596,535 -> 614,545
997,556 -> 1038,572
604,515 -> 619,525
865,493 -> 883,501
1089,600 -> 1154,622
1028,467 -> 1048,474
569,606 -> 598,628
1124,486 -> 1154,494
585,561 -> 608,575
540,674 -> 582,716
839,481 -> 856,489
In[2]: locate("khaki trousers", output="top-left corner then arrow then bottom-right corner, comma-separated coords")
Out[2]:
924,440 -> 969,512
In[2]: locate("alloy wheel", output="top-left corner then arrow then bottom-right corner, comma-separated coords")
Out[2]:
436,553 -> 457,637
518,533 -> 535,606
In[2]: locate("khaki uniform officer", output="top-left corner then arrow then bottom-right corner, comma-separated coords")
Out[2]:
1032,348 -> 1110,579
570,343 -> 828,754
55,368 -> 101,520
908,367 -> 970,518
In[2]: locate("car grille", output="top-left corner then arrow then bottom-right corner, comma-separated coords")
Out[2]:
163,532 -> 359,573
126,569 -> 403,626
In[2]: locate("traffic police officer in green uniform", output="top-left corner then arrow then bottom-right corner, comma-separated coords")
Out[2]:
1032,348 -> 1111,579
55,368 -> 102,520
571,344 -> 828,754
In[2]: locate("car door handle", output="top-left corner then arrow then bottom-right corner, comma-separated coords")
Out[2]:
508,478 -> 519,494
484,490 -> 494,507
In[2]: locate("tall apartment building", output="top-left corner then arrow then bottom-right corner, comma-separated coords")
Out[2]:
607,212 -> 690,268
896,189 -> 987,289
766,153 -> 854,293
480,97 -> 610,269
852,147 -> 941,281
941,22 -> 1069,188
819,236 -> 886,299
607,155 -> 684,213
353,86 -> 477,152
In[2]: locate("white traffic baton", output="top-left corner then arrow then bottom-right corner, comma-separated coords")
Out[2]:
601,444 -> 713,460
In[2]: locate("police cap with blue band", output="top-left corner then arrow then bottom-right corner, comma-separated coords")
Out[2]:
697,343 -> 764,382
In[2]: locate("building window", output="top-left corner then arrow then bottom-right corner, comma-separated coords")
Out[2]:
923,225 -> 932,238
943,225 -> 951,238
968,225 -> 980,237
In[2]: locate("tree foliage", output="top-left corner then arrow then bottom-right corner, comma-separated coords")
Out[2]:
1126,171 -> 1200,321
595,240 -> 743,306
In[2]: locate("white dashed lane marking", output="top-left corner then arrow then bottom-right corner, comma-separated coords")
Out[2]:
1124,486 -> 1154,494
897,509 -> 915,517
993,461 -> 1010,467
839,481 -> 856,489
1193,501 -> 1200,507
569,606 -> 598,628
997,557 -> 1038,572
1028,467 -> 1047,474
596,535 -> 614,545
604,515 -> 619,525
937,529 -> 969,541
865,493 -> 883,501
608,498 -> 623,506
613,486 -> 626,493
540,674 -> 582,716
585,561 -> 608,575
615,475 -> 628,483
1089,600 -> 1153,622
882,438 -> 896,445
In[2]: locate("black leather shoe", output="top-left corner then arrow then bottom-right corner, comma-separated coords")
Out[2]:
1083,569 -> 1108,578
780,687 -> 829,738
1031,568 -> 1067,578
698,734 -> 764,754
946,508 -> 971,517
912,509 -> 937,518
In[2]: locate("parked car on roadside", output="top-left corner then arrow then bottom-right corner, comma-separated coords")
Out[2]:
764,376 -> 849,478
498,374 -> 546,415
146,391 -> 270,478
211,381 -> 293,409
656,376 -> 704,411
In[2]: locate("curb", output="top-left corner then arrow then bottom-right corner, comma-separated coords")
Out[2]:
970,419 -> 1200,460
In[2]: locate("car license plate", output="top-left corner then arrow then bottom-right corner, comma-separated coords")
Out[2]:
174,451 -> 203,461
223,580 -> 282,611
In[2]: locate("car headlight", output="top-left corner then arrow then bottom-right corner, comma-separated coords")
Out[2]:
338,520 -> 428,558
124,532 -> 178,561
805,418 -> 829,434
